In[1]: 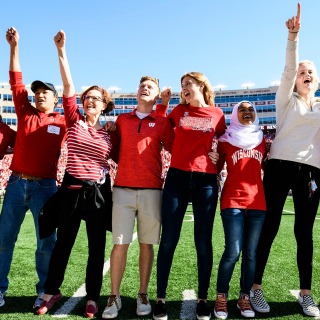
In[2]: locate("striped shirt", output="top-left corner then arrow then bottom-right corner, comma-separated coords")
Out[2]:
63,95 -> 112,182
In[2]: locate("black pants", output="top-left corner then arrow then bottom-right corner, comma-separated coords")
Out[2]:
254,159 -> 320,289
44,173 -> 112,301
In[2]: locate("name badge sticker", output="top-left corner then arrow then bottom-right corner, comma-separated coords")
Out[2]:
47,125 -> 60,135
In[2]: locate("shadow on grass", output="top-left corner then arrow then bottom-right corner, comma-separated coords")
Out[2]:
222,300 -> 305,319
96,296 -> 307,319
0,296 -> 308,319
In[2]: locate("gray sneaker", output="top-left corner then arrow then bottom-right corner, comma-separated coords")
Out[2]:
298,294 -> 320,317
102,295 -> 122,319
0,291 -> 6,307
33,292 -> 44,309
136,293 -> 152,316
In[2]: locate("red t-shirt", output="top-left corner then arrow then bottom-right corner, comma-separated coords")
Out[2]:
114,110 -> 174,189
9,71 -> 67,179
218,140 -> 267,211
0,122 -> 16,160
157,104 -> 226,173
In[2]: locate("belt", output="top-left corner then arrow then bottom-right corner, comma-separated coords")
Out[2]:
12,171 -> 42,181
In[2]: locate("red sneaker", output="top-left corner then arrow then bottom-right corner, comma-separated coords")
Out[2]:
85,301 -> 98,318
36,293 -> 62,315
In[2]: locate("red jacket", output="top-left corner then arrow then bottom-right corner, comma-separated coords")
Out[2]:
114,110 -> 174,189
9,71 -> 67,179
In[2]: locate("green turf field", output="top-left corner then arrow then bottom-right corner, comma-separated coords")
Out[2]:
0,197 -> 320,319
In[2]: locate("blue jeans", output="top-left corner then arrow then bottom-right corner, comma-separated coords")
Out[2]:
157,168 -> 218,300
216,208 -> 266,295
0,174 -> 57,294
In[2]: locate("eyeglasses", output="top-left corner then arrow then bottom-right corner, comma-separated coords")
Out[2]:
83,95 -> 103,102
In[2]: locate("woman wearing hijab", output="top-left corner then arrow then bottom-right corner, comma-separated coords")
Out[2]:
210,101 -> 267,319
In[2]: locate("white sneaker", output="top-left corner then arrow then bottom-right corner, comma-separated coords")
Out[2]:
298,294 -> 320,317
102,295 -> 122,319
0,291 -> 6,307
136,293 -> 152,316
33,292 -> 44,309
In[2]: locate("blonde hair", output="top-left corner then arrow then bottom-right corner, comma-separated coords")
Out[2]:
139,76 -> 160,94
180,72 -> 215,106
294,60 -> 319,93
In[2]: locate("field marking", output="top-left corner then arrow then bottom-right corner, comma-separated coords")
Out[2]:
52,232 -> 138,318
184,213 -> 194,222
180,289 -> 197,320
290,289 -> 300,299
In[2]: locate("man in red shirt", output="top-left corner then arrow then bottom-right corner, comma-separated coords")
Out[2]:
0,27 -> 66,310
102,76 -> 174,319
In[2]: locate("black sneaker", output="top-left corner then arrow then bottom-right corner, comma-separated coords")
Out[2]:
153,300 -> 167,320
196,300 -> 211,320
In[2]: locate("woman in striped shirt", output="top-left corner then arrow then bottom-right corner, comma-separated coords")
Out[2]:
37,30 -> 115,319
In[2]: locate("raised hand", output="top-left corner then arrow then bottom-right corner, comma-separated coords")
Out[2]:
6,27 -> 19,47
54,30 -> 66,49
286,3 -> 301,33
160,87 -> 172,106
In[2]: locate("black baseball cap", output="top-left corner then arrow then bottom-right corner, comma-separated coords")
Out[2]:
31,80 -> 58,97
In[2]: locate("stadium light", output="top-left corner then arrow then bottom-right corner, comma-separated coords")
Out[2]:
108,86 -> 121,93
0,82 -> 9,88
241,82 -> 255,89
270,80 -> 280,87
213,84 -> 227,91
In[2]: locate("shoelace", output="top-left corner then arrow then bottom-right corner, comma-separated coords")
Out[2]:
238,296 -> 252,311
107,295 -> 118,308
138,293 -> 149,305
215,295 -> 227,312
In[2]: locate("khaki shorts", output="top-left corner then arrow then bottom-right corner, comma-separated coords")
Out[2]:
112,187 -> 162,244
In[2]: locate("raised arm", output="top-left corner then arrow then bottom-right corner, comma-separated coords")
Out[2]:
6,27 -> 21,72
276,3 -> 301,110
54,30 -> 75,97
286,3 -> 300,41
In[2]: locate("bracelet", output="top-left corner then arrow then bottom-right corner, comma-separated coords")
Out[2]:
289,31 -> 299,33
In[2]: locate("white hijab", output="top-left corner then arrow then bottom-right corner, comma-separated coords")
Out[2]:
219,100 -> 263,150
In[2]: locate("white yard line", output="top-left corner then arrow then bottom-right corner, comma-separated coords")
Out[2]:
180,290 -> 197,320
290,289 -> 300,299
52,232 -> 138,318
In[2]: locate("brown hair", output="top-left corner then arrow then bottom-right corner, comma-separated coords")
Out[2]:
80,85 -> 114,114
180,72 -> 215,106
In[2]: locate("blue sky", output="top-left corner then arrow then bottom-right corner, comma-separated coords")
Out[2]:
0,0 -> 318,94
